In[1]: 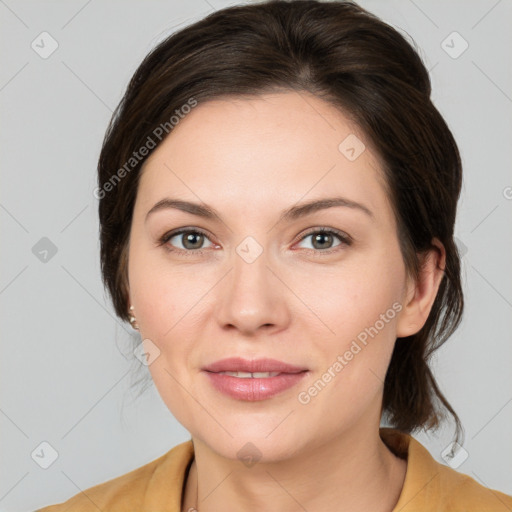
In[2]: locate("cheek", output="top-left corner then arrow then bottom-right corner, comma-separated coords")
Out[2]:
296,294 -> 401,433
128,239 -> 197,340
129,259 -> 201,424
289,251 -> 404,343
139,269 -> 214,342
295,248 -> 404,395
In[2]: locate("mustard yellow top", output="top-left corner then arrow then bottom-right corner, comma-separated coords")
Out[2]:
36,427 -> 512,511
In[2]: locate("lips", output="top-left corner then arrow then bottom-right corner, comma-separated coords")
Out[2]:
202,357 -> 309,401
202,357 -> 307,374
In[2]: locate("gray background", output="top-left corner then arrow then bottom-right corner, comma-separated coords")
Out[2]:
1,0 -> 511,510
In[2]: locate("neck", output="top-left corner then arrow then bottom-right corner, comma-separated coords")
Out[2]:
182,424 -> 407,512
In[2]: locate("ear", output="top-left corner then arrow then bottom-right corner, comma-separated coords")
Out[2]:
396,237 -> 446,338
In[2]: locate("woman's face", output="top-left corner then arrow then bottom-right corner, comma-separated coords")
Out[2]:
127,91 -> 419,461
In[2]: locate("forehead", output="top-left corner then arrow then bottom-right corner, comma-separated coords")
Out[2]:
136,91 -> 391,223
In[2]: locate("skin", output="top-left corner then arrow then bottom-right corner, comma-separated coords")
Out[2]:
127,91 -> 446,512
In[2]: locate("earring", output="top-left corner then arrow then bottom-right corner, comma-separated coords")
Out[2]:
129,305 -> 139,330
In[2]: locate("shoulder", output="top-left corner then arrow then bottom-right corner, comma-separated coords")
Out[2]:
380,428 -> 512,512
34,440 -> 194,512
438,467 -> 512,511
430,459 -> 512,511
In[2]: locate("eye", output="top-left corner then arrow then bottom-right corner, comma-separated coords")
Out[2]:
159,226 -> 352,256
159,228 -> 215,254
295,228 -> 352,253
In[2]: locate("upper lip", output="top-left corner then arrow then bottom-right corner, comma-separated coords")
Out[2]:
202,357 -> 308,374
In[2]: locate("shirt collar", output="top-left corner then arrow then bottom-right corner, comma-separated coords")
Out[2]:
141,427 -> 442,511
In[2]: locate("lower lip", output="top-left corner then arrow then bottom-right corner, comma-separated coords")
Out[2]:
203,371 -> 308,401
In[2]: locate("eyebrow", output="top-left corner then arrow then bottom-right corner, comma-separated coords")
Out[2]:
145,196 -> 374,223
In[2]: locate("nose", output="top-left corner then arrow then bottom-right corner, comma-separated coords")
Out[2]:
215,243 -> 290,336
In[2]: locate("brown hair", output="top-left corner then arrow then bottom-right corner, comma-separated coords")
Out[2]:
98,0 -> 464,444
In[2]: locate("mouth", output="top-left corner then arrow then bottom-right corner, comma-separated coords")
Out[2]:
202,356 -> 308,374
202,357 -> 309,401
213,371 -> 284,378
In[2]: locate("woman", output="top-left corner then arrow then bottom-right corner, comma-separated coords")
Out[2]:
36,0 -> 512,510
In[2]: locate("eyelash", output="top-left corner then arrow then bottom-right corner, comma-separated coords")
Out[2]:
158,227 -> 352,257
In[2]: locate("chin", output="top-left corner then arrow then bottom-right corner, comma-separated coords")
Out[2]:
191,424 -> 307,464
